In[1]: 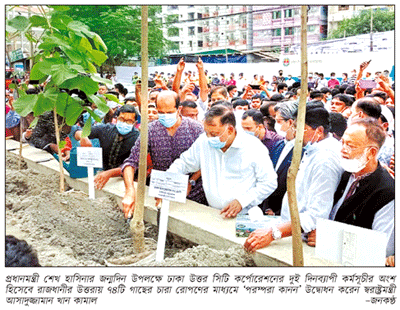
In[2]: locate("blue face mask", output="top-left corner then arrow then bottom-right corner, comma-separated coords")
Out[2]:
94,109 -> 107,119
304,130 -> 319,152
207,126 -> 228,149
116,121 -> 134,135
158,112 -> 177,128
244,130 -> 255,136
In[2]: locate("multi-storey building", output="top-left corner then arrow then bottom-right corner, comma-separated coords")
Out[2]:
162,5 -> 329,57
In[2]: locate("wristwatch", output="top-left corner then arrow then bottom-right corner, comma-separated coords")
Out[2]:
271,226 -> 282,240
189,179 -> 196,187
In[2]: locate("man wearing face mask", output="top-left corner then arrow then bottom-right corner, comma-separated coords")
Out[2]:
261,101 -> 299,216
307,118 -> 394,263
241,109 -> 283,154
244,105 -> 343,252
166,104 -> 277,219
121,91 -> 207,219
73,104 -> 140,189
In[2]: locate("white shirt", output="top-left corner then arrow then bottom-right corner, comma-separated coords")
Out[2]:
196,97 -> 208,122
167,130 -> 278,211
280,135 -> 344,233
316,78 -> 328,90
236,77 -> 247,92
329,173 -> 394,257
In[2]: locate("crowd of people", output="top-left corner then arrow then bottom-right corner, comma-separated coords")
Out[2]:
6,56 -> 395,267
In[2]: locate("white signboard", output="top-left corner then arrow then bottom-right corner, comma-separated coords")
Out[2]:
77,147 -> 103,168
76,147 -> 103,199
148,170 -> 189,262
316,218 -> 387,266
148,170 -> 189,203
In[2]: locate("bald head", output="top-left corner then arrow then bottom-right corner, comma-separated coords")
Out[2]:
155,90 -> 180,110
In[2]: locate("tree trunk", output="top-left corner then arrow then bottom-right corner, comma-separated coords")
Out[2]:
286,5 -> 308,267
130,6 -> 149,253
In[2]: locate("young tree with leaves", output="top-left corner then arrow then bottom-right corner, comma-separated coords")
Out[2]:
7,5 -> 119,192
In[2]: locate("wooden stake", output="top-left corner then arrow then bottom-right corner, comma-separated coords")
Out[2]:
130,5 -> 149,253
286,5 -> 308,267
53,108 -> 65,192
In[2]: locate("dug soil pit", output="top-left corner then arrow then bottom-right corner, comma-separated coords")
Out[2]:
5,152 -> 255,267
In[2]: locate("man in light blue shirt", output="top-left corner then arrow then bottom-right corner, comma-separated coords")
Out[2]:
244,105 -> 344,252
167,104 -> 278,218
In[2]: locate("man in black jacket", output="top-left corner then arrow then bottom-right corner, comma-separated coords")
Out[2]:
307,118 -> 394,264
73,104 -> 139,189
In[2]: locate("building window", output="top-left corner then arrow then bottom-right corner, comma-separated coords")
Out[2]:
284,27 -> 294,35
338,5 -> 349,11
189,29 -> 195,36
272,28 -> 281,37
272,11 -> 281,19
284,9 -> 293,18
307,25 -> 318,33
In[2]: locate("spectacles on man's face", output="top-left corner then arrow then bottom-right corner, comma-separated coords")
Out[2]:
117,116 -> 136,125
341,141 -> 377,154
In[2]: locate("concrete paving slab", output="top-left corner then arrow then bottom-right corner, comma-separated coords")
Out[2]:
5,139 -> 25,150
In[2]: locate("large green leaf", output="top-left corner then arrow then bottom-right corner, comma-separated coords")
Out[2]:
87,94 -> 105,107
13,94 -> 38,117
29,15 -> 47,28
50,64 -> 79,85
79,36 -> 93,52
69,64 -> 85,73
86,61 -> 97,74
93,33 -> 107,52
59,75 -> 99,97
55,92 -> 68,117
30,63 -> 47,80
81,116 -> 92,138
85,107 -> 102,123
67,20 -> 92,38
65,97 -> 84,126
87,94 -> 109,113
103,93 -> 120,104
32,93 -> 55,117
88,49 -> 108,66
91,74 -> 112,85
61,46 -> 84,64
7,16 -> 30,32
30,57 -> 64,79
50,13 -> 73,31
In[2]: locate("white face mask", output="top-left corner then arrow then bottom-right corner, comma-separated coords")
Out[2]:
274,122 -> 287,138
340,148 -> 369,173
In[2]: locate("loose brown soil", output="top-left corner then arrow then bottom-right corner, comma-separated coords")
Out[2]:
5,152 -> 255,267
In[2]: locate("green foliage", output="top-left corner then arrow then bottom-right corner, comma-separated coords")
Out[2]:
8,6 -> 111,137
328,8 -> 394,39
66,5 -> 170,67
